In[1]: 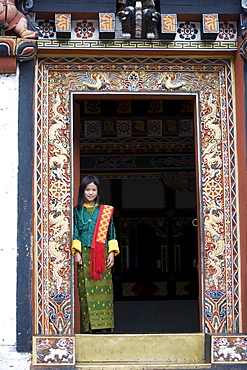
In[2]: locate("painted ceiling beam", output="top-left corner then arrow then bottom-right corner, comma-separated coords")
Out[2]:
33,0 -> 116,13
33,0 -> 241,14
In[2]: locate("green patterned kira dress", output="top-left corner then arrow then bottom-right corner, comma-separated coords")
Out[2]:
72,203 -> 119,333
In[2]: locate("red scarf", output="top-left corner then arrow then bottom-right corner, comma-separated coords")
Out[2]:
89,205 -> 114,280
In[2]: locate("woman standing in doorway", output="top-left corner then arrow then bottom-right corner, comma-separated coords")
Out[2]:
72,175 -> 119,333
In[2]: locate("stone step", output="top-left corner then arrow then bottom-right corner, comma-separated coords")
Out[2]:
75,333 -> 210,369
76,362 -> 212,370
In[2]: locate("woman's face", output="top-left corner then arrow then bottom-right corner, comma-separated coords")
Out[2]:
84,182 -> 98,205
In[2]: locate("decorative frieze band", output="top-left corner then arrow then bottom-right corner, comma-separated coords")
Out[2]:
37,39 -> 238,51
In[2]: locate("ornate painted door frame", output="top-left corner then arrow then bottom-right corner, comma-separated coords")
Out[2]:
33,55 -> 239,365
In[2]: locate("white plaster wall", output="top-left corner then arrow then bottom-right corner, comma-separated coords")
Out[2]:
0,71 -> 31,369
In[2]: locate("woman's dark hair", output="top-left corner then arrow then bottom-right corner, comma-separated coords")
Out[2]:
77,175 -> 101,209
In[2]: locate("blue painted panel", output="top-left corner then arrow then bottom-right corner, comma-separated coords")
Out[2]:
160,0 -> 241,14
33,0 -> 116,13
17,59 -> 34,353
33,0 -> 241,14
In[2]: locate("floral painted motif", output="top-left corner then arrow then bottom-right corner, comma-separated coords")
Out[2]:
147,119 -> 163,137
38,19 -> 55,39
117,100 -> 131,114
73,20 -> 96,39
84,100 -> 101,114
218,21 -> 237,41
178,118 -> 193,137
148,100 -> 163,113
117,119 -> 132,137
84,120 -> 101,137
177,21 -> 199,40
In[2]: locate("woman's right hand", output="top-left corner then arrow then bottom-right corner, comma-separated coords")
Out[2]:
74,251 -> 82,265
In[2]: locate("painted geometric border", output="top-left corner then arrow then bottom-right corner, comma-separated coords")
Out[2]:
35,56 -> 239,337
37,39 -> 238,51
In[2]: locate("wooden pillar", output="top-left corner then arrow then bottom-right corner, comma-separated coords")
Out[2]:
73,101 -> 81,334
235,41 -> 247,332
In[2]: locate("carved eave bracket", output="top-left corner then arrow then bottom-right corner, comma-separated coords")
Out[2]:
239,17 -> 247,61
0,37 -> 37,73
242,0 -> 247,14
239,38 -> 247,61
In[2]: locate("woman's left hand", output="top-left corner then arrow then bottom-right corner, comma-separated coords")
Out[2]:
106,251 -> 114,268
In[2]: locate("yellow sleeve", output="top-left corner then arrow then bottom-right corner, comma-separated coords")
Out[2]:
71,239 -> 82,256
108,239 -> 120,256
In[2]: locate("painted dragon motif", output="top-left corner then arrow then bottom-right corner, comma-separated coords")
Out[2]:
48,92 -> 70,292
202,94 -> 222,180
49,204 -> 68,291
202,94 -> 225,290
49,92 -> 69,179
205,201 -> 224,289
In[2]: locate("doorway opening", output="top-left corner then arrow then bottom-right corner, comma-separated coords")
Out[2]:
74,97 -> 200,333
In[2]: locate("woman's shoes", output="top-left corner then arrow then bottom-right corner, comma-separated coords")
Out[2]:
94,328 -> 111,334
85,328 -> 111,334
